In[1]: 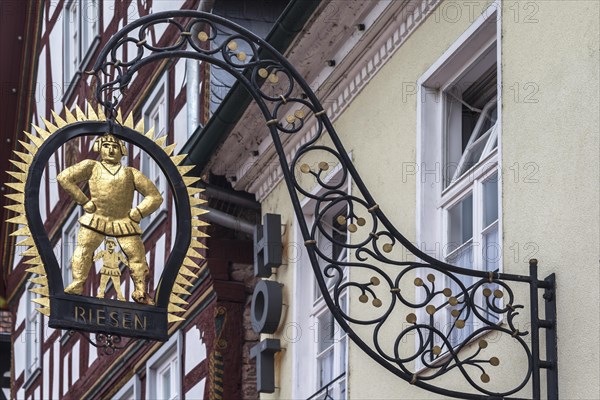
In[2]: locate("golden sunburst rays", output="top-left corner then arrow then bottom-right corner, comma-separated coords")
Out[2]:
4,102 -> 209,321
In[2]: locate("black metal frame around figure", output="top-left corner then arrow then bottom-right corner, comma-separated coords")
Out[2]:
88,10 -> 558,399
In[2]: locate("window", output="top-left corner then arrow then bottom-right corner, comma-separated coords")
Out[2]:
64,0 -> 100,86
62,209 -> 81,288
294,165 -> 348,399
25,284 -> 41,382
147,334 -> 181,400
417,4 -> 501,358
140,76 -> 169,232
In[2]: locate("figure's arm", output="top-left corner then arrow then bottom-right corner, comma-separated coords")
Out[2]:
56,160 -> 96,211
129,168 -> 163,222
118,253 -> 129,266
93,250 -> 105,262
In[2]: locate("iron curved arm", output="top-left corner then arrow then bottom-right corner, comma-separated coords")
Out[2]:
88,10 -> 556,399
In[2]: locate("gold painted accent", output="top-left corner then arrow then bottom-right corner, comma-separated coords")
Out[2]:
171,154 -> 187,166
300,164 -> 311,173
9,159 -> 29,172
258,68 -> 269,78
368,204 -> 379,212
304,240 -> 316,246
124,112 -> 134,129
155,135 -> 167,147
36,308 -> 50,316
197,31 -> 209,42
227,41 -> 238,51
432,346 -> 442,356
294,110 -> 305,119
181,32 -> 192,37
237,51 -> 247,61
358,294 -> 368,303
443,288 -> 452,297
51,110 -> 67,127
176,275 -> 194,287
336,215 -> 346,225
315,110 -> 326,116
266,119 -> 279,126
5,182 -> 25,193
178,165 -> 195,175
96,238 -> 127,301
414,277 -> 424,287
347,224 -> 357,233
13,150 -> 33,164
489,357 -> 500,366
480,373 -> 490,383
21,247 -> 39,257
64,107 -> 77,124
168,303 -> 186,313
451,309 -> 460,318
370,276 -> 380,286
493,289 -> 503,298
488,271 -> 494,283
11,226 -> 31,237
279,95 -> 287,104
24,256 -> 42,265
187,248 -> 203,259
168,314 -> 185,322
32,297 -> 50,307
406,313 -> 417,324
25,265 -> 46,275
410,375 -> 417,384
134,119 -> 144,133
24,132 -> 44,148
5,203 -> 25,214
191,228 -> 209,238
318,161 -> 329,171
183,257 -> 200,268
286,115 -> 295,124
448,297 -> 458,306
184,176 -> 201,186
478,339 -> 488,349
30,286 -> 49,296
268,73 -> 279,83
7,171 -> 27,183
188,187 -> 204,196
426,305 -> 436,315
170,294 -> 189,305
390,288 -> 401,293
191,208 -> 209,218
144,126 -> 155,139
483,288 -> 492,297
97,106 -> 106,121
19,140 -> 37,155
179,266 -> 198,278
511,329 -> 520,337
7,215 -> 27,225
163,143 -> 176,156
382,243 -> 393,253
427,273 -> 435,282
372,298 -> 382,307
172,283 -> 191,296
41,119 -> 58,134
455,320 -> 466,329
75,105 -> 86,121
356,217 -> 366,226
16,236 -> 35,247
86,102 -> 99,120
29,276 -> 48,285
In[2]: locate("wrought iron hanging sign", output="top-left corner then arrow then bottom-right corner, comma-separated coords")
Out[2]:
5,106 -> 208,344
5,9 -> 558,399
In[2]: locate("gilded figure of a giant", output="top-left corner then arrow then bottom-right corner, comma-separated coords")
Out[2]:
56,134 -> 163,305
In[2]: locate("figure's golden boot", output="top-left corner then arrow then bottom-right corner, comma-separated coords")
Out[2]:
130,262 -> 155,305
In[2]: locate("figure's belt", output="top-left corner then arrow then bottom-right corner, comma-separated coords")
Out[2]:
79,214 -> 142,236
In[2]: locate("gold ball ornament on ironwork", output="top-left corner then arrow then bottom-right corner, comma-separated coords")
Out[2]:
318,161 -> 329,171
455,319 -> 466,329
372,298 -> 382,308
483,288 -> 492,297
478,339 -> 488,349
197,31 -> 209,42
356,217 -> 366,226
489,357 -> 500,366
494,289 -> 504,298
442,288 -> 452,297
414,277 -> 424,287
358,294 -> 369,303
426,305 -> 436,315
480,373 -> 490,383
370,276 -> 380,286
432,345 -> 442,356
406,313 -> 417,324
258,68 -> 269,78
227,41 -> 238,50
451,309 -> 461,318
448,297 -> 458,306
347,223 -> 357,233
237,51 -> 247,61
286,115 -> 296,124
268,73 -> 279,84
300,163 -> 311,173
294,110 -> 305,119
382,243 -> 393,253
336,215 -> 346,225
427,273 -> 435,283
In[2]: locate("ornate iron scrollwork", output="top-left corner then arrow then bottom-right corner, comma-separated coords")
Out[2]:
89,11 -> 558,399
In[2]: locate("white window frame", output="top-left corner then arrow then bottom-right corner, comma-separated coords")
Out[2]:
140,75 -> 169,234
292,162 -> 349,399
24,283 -> 41,383
146,333 -> 182,400
112,374 -> 140,400
63,0 -> 100,94
415,2 -> 503,367
62,208 -> 81,288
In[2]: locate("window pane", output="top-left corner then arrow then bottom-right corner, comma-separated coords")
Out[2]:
484,226 -> 500,271
483,174 -> 499,227
317,312 -> 335,354
161,367 -> 171,399
317,348 -> 333,388
448,194 -> 473,247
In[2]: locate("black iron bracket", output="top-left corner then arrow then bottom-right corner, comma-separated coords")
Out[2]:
86,11 -> 559,399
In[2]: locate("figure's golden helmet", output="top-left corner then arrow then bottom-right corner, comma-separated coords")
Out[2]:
93,134 -> 127,156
